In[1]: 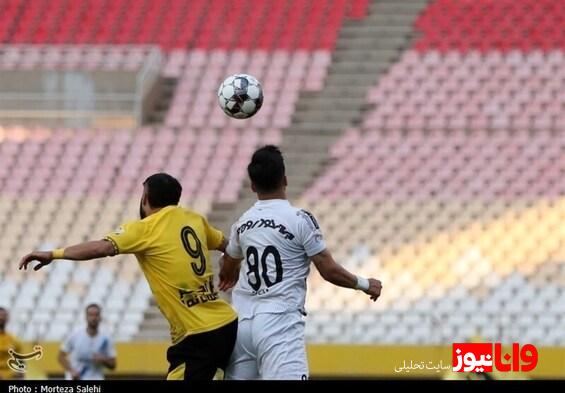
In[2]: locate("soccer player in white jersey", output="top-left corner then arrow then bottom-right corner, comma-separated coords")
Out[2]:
219,145 -> 382,380
58,304 -> 116,380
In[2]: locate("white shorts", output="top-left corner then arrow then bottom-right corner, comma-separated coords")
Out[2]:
225,311 -> 308,380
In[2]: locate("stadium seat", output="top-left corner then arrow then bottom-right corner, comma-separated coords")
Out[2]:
300,125 -> 565,343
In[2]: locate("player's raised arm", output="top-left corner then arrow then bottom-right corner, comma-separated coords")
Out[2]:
310,249 -> 382,301
19,214 -> 152,271
296,209 -> 382,301
18,240 -> 116,271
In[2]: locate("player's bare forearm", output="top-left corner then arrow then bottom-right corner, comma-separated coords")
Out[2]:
325,266 -> 357,288
311,249 -> 357,288
311,249 -> 382,301
94,355 -> 116,370
19,240 -> 115,271
59,240 -> 115,260
58,352 -> 70,371
58,351 -> 76,374
105,357 -> 117,370
219,253 -> 242,291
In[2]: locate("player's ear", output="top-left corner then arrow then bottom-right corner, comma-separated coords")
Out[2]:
283,175 -> 288,188
250,182 -> 257,193
142,191 -> 149,207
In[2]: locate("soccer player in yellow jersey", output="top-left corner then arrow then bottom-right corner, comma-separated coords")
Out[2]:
0,307 -> 23,380
19,173 -> 238,380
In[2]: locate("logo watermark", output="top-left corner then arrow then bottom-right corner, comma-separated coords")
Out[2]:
7,345 -> 43,373
453,343 -> 538,373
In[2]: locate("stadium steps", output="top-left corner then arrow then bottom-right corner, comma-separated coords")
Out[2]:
281,0 -> 432,198
332,49 -> 403,63
339,25 -> 413,38
328,61 -> 392,75
135,302 -> 169,341
206,0 -> 432,236
208,180 -> 257,233
335,36 -> 409,50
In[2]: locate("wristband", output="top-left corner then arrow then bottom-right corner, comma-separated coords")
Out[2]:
52,248 -> 65,259
355,276 -> 370,291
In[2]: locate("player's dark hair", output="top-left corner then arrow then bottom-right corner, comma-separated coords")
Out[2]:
143,173 -> 182,208
85,303 -> 101,312
248,145 -> 285,193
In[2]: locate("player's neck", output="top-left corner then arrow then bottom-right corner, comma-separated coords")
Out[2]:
257,190 -> 287,201
146,206 -> 166,217
87,326 -> 98,336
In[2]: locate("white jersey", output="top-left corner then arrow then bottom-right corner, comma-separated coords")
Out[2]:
61,328 -> 116,380
226,199 -> 326,319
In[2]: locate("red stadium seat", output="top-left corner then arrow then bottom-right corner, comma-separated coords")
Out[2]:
0,0 -> 367,50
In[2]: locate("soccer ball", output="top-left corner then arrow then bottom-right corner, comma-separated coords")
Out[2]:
217,74 -> 263,119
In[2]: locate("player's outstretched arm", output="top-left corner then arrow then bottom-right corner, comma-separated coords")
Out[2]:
311,249 -> 382,301
18,240 -> 115,271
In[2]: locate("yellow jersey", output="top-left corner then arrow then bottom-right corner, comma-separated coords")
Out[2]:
0,332 -> 22,380
105,206 -> 237,345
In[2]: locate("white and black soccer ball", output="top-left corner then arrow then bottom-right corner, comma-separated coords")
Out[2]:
217,74 -> 263,119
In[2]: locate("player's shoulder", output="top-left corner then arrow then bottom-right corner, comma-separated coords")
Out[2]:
174,205 -> 208,223
97,329 -> 114,342
295,208 -> 321,230
147,206 -> 207,232
114,218 -> 141,229
112,215 -> 150,236
65,327 -> 85,341
176,205 -> 197,215
234,205 -> 260,224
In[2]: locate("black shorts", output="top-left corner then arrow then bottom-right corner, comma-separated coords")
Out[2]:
166,318 -> 238,380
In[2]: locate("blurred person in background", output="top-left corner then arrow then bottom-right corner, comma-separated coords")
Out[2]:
0,307 -> 23,380
58,303 -> 116,380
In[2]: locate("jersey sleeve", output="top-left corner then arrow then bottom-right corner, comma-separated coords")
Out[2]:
60,332 -> 74,353
225,222 -> 244,259
104,220 -> 149,255
102,336 -> 117,358
297,210 -> 326,257
203,217 -> 224,251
